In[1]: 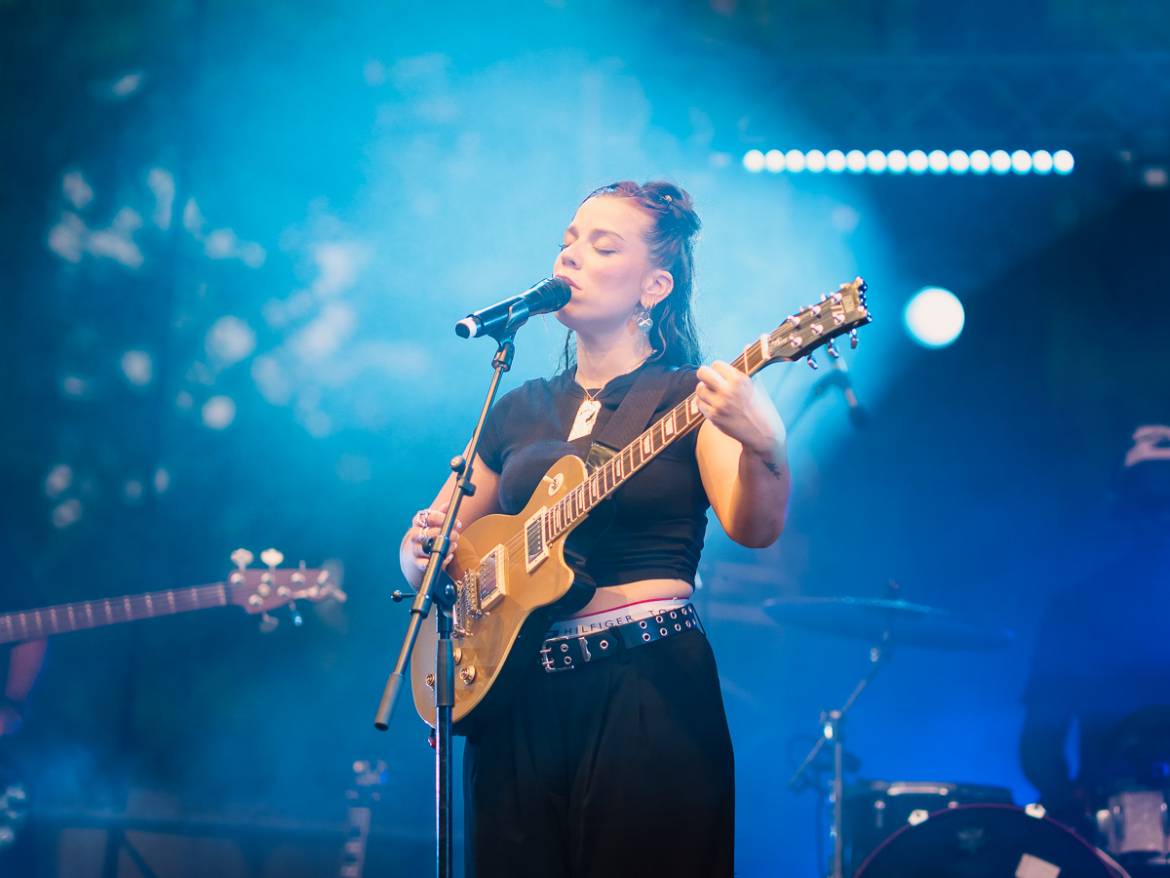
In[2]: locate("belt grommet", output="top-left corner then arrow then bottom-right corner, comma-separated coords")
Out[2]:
600,639 -> 609,649
560,643 -> 569,652
563,656 -> 572,665
660,627 -> 668,636
674,623 -> 682,631
642,632 -> 651,642
685,620 -> 692,628
655,615 -> 663,623
670,611 -> 677,619
639,621 -> 648,629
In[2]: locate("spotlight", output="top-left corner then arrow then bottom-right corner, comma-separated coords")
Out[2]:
969,150 -> 991,174
1053,150 -> 1075,174
904,287 -> 965,349
865,150 -> 888,173
928,150 -> 949,174
1031,150 -> 1054,174
805,149 -> 827,173
826,150 -> 846,173
886,150 -> 908,174
764,149 -> 785,173
948,150 -> 970,174
785,149 -> 806,172
743,150 -> 765,173
990,150 -> 1012,174
845,150 -> 867,174
1011,150 -> 1033,174
907,150 -> 929,174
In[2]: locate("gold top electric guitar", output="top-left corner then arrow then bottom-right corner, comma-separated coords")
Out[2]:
411,279 -> 871,728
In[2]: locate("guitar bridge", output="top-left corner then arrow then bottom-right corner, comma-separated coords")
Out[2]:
452,547 -> 506,636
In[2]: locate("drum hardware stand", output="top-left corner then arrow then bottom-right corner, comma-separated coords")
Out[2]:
788,603 -> 898,878
373,305 -> 531,878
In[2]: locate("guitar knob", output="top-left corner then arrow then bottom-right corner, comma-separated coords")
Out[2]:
452,647 -> 463,664
459,666 -> 477,686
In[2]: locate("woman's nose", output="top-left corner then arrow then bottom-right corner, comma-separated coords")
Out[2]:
557,244 -> 580,270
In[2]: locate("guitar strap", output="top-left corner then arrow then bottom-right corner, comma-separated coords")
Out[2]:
584,364 -> 671,473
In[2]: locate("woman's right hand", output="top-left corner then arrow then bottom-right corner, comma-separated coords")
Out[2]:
404,500 -> 464,573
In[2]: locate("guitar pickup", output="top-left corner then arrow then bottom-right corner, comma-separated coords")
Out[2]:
476,546 -> 506,612
524,509 -> 548,573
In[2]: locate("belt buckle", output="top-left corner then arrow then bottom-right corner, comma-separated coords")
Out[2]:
539,637 -> 578,673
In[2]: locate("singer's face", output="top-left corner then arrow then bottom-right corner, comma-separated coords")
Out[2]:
553,196 -> 662,335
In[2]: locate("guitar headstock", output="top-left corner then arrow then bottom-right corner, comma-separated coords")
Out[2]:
765,277 -> 871,367
225,547 -> 345,617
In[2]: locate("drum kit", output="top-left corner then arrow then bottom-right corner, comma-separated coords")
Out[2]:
767,591 -> 1170,878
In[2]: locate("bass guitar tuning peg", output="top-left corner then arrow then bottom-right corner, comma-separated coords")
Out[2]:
230,548 -> 254,571
825,341 -> 840,359
260,548 -> 284,569
806,355 -> 819,370
849,329 -> 859,349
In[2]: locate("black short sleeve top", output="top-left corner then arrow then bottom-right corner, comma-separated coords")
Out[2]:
476,361 -> 710,590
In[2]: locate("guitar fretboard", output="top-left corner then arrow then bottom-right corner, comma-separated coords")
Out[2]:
0,584 -> 228,645
546,339 -> 772,542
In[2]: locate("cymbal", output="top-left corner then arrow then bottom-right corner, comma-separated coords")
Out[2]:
762,596 -> 1015,650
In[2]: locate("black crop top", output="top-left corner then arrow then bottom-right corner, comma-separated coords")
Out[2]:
477,361 -> 710,590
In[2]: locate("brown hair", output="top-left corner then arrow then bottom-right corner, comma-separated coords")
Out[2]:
559,180 -> 703,370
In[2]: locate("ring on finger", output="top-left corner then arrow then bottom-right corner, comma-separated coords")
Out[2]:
414,510 -> 429,528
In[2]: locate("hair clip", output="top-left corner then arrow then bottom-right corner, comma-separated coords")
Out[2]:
662,194 -> 673,204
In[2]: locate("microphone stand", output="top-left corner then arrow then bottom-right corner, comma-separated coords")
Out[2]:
373,306 -> 528,878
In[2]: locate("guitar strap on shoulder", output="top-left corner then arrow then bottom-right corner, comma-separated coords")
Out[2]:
584,365 -> 671,473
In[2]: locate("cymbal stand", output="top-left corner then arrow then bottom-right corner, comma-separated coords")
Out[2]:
788,629 -> 892,878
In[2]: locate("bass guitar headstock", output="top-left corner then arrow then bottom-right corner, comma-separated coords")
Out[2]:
226,548 -> 345,632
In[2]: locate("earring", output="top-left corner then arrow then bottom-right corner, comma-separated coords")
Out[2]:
634,303 -> 654,333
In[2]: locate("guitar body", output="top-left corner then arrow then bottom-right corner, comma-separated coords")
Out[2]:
410,454 -> 587,730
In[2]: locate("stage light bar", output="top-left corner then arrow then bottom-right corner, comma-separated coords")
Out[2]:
742,149 -> 1075,176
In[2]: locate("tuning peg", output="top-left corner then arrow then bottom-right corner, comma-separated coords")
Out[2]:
826,341 -> 840,359
230,548 -> 254,570
806,355 -> 819,370
391,589 -> 418,602
849,329 -> 859,349
260,548 -> 284,569
259,612 -> 279,634
287,602 -> 303,627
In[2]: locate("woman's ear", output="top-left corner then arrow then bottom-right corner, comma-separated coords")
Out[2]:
642,268 -> 674,309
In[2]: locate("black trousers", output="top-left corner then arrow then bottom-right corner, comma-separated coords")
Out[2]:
463,628 -> 734,878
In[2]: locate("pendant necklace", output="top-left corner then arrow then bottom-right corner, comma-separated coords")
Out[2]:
567,385 -> 603,441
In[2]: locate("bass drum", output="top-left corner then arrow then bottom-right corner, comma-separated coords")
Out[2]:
855,804 -> 1130,878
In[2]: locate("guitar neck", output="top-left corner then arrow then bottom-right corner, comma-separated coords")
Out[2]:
547,342 -> 768,541
0,583 -> 229,645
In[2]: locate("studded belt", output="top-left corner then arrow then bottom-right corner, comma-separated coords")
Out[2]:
538,603 -> 704,673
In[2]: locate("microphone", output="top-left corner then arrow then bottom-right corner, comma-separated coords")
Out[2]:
813,357 -> 869,428
455,277 -> 572,340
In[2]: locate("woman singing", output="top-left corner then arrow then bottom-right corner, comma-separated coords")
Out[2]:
399,180 -> 790,877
